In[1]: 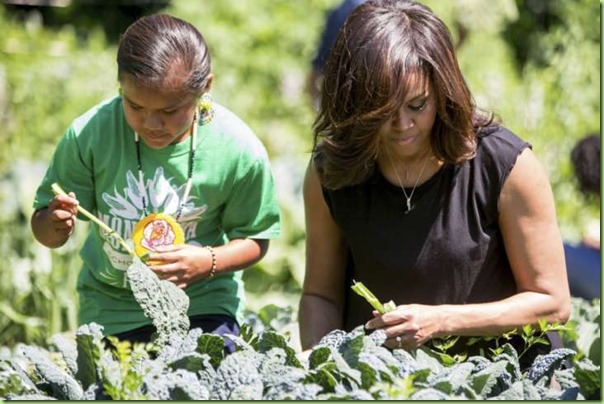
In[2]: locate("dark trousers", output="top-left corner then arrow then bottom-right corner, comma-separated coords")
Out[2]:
111,314 -> 239,354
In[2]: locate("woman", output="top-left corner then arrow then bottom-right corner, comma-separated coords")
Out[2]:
31,14 -> 281,352
299,0 -> 569,366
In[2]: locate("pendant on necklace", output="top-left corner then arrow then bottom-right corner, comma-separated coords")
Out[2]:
132,113 -> 197,264
405,198 -> 413,214
132,213 -> 185,264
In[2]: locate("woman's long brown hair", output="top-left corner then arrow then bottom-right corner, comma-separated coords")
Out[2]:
313,0 -> 493,190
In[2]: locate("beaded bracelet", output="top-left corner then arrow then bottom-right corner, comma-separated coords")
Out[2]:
205,246 -> 217,279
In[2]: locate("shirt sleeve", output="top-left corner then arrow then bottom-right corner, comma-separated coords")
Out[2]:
221,155 -> 281,240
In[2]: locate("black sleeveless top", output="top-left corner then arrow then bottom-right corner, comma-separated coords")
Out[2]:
322,127 -> 544,348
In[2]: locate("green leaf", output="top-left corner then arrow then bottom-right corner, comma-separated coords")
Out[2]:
430,351 -> 458,366
469,360 -> 509,397
574,358 -> 601,400
431,335 -> 461,352
306,363 -> 340,392
75,323 -> 105,390
257,330 -> 301,368
308,346 -> 332,369
196,334 -> 225,369
522,324 -> 534,337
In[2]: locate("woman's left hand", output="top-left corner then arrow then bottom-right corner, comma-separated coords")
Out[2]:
147,244 -> 213,289
364,304 -> 442,350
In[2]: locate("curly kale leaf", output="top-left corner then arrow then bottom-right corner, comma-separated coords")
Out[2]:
344,328 -> 409,390
310,326 -> 400,392
527,348 -> 576,384
19,345 -> 83,400
1,359 -> 39,398
75,323 -> 105,390
259,348 -> 307,386
426,361 -> 475,397
1,356 -> 40,398
307,343 -> 362,392
196,354 -> 218,390
126,256 -> 190,348
158,328 -> 222,372
391,348 -> 419,378
157,327 -> 202,363
144,368 -> 210,400
260,349 -> 316,400
409,386 -> 452,400
256,330 -> 301,368
468,360 -> 511,398
411,347 -> 445,375
210,350 -> 264,400
316,329 -> 348,352
49,334 -> 78,377
572,357 -> 601,400
264,380 -> 323,400
195,333 -> 225,369
222,332 -> 256,352
5,393 -> 58,400
318,388 -> 376,400
492,342 -> 522,382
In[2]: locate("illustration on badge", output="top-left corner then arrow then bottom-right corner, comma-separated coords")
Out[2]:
132,213 -> 185,264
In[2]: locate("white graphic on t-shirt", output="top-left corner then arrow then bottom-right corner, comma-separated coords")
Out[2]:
95,167 -> 208,287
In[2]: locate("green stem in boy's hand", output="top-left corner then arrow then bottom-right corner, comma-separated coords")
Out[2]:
51,182 -> 135,257
351,280 -> 396,314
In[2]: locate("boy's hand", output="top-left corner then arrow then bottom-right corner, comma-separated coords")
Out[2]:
47,191 -> 79,237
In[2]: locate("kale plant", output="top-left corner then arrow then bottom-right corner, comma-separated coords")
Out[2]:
0,305 -> 600,400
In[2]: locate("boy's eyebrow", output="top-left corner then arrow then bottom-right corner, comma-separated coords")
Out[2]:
123,96 -> 142,108
123,95 -> 184,110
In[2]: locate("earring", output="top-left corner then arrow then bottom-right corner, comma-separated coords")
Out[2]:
197,93 -> 215,125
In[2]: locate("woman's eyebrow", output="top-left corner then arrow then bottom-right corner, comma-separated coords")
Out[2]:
406,92 -> 428,102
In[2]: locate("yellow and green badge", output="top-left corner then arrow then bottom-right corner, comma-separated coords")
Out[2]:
132,213 -> 185,264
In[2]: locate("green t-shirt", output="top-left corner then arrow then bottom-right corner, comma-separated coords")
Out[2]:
33,97 -> 281,335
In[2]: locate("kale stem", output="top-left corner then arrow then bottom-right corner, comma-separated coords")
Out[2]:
51,182 -> 135,257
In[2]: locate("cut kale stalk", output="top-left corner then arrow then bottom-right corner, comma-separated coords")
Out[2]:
351,280 -> 396,314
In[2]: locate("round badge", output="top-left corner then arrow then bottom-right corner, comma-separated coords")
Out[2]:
132,213 -> 185,264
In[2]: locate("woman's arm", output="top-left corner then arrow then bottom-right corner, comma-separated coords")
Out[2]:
366,148 -> 571,349
299,160 -> 348,350
439,147 -> 570,332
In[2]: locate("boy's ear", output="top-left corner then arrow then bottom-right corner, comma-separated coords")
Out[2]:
203,74 -> 214,93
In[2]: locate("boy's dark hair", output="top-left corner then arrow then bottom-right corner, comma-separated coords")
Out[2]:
571,133 -> 600,196
117,14 -> 211,94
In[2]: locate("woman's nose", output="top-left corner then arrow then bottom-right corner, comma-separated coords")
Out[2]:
392,110 -> 414,131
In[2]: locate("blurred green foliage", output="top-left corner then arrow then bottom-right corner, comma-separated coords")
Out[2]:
0,0 -> 599,347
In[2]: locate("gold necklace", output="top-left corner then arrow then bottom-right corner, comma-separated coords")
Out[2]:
385,148 -> 430,213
